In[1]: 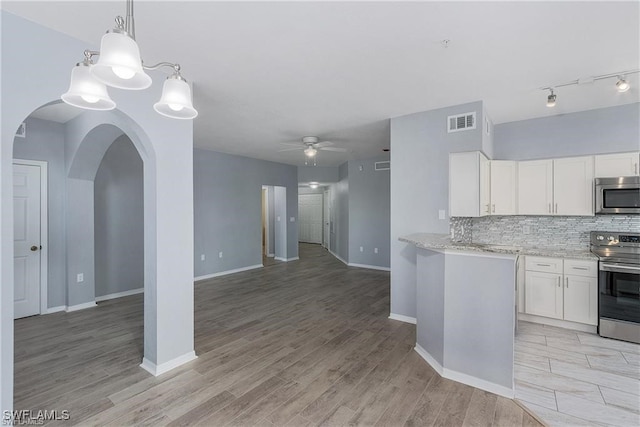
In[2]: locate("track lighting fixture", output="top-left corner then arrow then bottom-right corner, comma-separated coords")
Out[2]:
61,0 -> 197,119
546,89 -> 557,108
540,69 -> 637,108
616,76 -> 630,93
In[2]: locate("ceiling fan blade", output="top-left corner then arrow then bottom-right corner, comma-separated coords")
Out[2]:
319,147 -> 348,152
277,147 -> 304,152
315,141 -> 334,148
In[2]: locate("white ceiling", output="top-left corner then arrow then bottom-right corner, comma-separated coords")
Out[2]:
29,103 -> 84,123
3,1 -> 639,166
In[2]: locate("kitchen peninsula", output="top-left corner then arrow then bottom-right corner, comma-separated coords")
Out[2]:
399,233 -> 519,398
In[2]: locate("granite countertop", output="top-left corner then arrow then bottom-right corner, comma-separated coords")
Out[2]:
399,233 -> 597,261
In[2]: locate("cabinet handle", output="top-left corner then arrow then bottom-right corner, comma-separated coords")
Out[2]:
548,203 -> 551,213
572,267 -> 589,271
557,276 -> 561,287
492,204 -> 495,213
486,204 -> 490,213
635,162 -> 638,175
537,263 -> 551,267
555,203 -> 558,214
565,277 -> 569,288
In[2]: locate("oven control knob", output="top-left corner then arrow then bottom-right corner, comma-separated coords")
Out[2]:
597,235 -> 604,241
608,236 -> 615,241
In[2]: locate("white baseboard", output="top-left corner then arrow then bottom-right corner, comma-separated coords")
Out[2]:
328,249 -> 348,265
414,344 -> 514,399
195,264 -> 263,281
46,305 -> 66,314
140,351 -> 197,376
348,263 -> 391,272
267,253 -> 275,258
96,288 -> 143,302
66,301 -> 97,312
388,313 -> 417,324
518,313 -> 597,334
274,256 -> 299,262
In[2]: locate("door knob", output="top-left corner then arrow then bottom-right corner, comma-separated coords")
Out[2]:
30,245 -> 38,252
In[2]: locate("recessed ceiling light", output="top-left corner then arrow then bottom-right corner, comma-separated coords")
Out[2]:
616,76 -> 630,92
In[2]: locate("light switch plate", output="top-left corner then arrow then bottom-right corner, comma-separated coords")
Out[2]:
77,273 -> 84,283
290,217 -> 295,222
438,210 -> 446,220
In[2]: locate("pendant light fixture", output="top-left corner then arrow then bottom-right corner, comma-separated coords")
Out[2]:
61,0 -> 197,119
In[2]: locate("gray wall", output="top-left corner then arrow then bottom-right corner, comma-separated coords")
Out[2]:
348,156 -> 390,268
494,103 -> 640,160
194,149 -> 298,276
12,117 -> 66,308
298,166 -> 339,183
94,135 -> 144,297
329,162 -> 349,261
390,101 -> 485,318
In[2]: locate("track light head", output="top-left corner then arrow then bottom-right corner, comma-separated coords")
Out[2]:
616,76 -> 630,92
546,89 -> 556,108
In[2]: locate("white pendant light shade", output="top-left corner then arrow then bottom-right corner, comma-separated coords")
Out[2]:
61,63 -> 116,110
91,31 -> 152,90
153,76 -> 198,119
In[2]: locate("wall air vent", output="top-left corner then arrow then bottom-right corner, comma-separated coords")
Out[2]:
375,161 -> 390,171
447,112 -> 476,133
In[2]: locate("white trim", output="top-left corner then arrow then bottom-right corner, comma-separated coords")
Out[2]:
348,263 -> 390,272
328,249 -> 348,265
46,305 -> 66,314
518,313 -> 597,333
274,256 -> 299,262
95,288 -> 143,302
414,344 -> 514,399
414,344 -> 443,375
267,253 -> 275,258
66,301 -> 97,312
389,313 -> 417,324
13,159 -> 48,315
195,264 -> 263,282
140,351 -> 197,376
262,186 -> 270,257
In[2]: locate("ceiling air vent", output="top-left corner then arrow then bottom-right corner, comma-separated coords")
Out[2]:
375,161 -> 390,171
447,112 -> 476,133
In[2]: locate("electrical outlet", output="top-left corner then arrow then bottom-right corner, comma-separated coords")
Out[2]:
77,273 -> 84,283
438,209 -> 446,220
359,246 -> 363,252
290,217 -> 295,222
218,251 -> 223,259
200,254 -> 205,261
277,216 -> 281,222
374,248 -> 379,254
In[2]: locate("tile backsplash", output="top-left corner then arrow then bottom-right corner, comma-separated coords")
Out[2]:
451,215 -> 640,250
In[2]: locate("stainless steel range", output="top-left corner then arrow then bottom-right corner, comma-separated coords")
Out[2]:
590,231 -> 640,344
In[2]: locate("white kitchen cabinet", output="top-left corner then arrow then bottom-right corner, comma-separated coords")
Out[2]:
553,156 -> 594,216
522,256 -> 598,326
490,161 -> 517,215
563,275 -> 598,325
518,160 -> 553,215
594,152 -> 640,177
525,271 -> 563,319
449,151 -> 490,217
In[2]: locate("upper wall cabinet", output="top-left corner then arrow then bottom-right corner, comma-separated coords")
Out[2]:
490,161 -> 517,215
450,151 -> 490,217
594,152 -> 640,177
553,156 -> 594,216
518,160 -> 554,215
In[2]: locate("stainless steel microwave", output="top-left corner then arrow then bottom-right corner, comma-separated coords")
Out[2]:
595,176 -> 640,214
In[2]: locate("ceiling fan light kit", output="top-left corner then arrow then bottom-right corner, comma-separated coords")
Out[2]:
278,136 -> 348,165
540,69 -> 638,107
61,0 -> 197,119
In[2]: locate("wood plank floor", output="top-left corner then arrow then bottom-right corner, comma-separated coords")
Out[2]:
15,244 -> 540,426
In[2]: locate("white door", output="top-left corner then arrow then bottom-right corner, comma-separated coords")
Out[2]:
298,194 -> 323,244
13,163 -> 42,319
518,159 -> 553,215
490,160 -> 518,215
554,156 -> 594,216
323,190 -> 330,249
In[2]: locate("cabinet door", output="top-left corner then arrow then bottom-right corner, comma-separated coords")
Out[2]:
479,153 -> 491,216
594,152 -> 640,177
564,275 -> 598,325
450,152 -> 488,217
490,160 -> 518,215
525,271 -> 563,319
553,156 -> 594,216
518,160 -> 553,215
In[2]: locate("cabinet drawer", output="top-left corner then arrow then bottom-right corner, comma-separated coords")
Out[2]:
564,259 -> 598,278
525,256 -> 563,274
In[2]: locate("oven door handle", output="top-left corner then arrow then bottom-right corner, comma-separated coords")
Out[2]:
600,263 -> 640,273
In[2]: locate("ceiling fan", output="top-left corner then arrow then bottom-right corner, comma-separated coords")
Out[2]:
278,136 -> 348,165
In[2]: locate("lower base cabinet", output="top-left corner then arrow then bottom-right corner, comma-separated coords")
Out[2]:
522,256 -> 597,326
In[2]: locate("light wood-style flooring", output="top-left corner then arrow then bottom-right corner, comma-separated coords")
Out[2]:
15,244 -> 540,426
